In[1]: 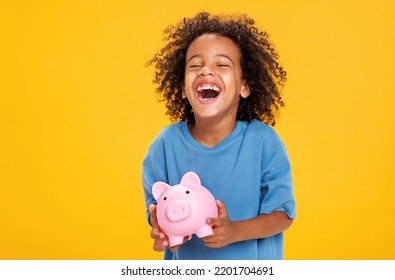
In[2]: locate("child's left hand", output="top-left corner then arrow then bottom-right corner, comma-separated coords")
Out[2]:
203,200 -> 236,248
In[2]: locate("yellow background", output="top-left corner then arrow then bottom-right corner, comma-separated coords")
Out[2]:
1,0 -> 394,259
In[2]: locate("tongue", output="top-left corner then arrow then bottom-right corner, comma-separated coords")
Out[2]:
202,89 -> 218,99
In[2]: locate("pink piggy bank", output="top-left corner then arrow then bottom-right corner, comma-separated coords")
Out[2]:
152,172 -> 218,247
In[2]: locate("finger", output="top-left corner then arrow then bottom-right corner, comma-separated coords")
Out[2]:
203,241 -> 221,248
154,239 -> 169,251
206,201 -> 226,227
149,204 -> 157,215
216,200 -> 228,218
202,234 -> 216,242
150,227 -> 165,239
148,204 -> 157,217
206,217 -> 222,227
148,204 -> 160,227
202,234 -> 222,246
203,235 -> 228,249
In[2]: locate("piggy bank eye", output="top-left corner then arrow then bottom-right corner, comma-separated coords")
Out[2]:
163,197 -> 167,201
186,191 -> 190,194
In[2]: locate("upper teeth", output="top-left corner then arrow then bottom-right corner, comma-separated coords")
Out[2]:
197,84 -> 220,92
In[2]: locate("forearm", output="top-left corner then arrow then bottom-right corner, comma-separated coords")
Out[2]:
231,211 -> 293,243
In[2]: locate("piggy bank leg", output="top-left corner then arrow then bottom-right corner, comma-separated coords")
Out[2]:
168,236 -> 184,247
168,235 -> 192,247
168,236 -> 189,247
195,225 -> 213,238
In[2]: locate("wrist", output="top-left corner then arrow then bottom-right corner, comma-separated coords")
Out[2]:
230,221 -> 243,243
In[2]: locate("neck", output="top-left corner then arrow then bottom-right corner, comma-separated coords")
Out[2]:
188,117 -> 237,148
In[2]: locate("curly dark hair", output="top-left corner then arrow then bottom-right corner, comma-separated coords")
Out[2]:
147,12 -> 286,126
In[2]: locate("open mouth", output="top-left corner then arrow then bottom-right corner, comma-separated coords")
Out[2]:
196,84 -> 221,101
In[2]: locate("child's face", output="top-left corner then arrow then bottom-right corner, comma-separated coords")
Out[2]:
183,33 -> 250,123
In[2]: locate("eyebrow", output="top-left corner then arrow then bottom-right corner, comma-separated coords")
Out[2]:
186,54 -> 234,64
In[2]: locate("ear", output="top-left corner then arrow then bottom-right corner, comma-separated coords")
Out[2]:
152,182 -> 170,200
241,82 -> 250,98
180,172 -> 202,189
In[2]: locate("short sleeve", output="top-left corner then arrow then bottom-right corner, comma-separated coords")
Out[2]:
142,133 -> 168,223
259,134 -> 296,219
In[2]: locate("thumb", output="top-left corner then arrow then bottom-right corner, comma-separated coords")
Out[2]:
216,200 -> 228,219
207,200 -> 228,226
148,204 -> 159,227
148,204 -> 156,214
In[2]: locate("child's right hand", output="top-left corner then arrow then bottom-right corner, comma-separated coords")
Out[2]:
148,204 -> 169,251
149,204 -> 189,252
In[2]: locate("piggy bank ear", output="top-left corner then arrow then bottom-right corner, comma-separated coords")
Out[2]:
180,172 -> 202,189
152,182 -> 170,200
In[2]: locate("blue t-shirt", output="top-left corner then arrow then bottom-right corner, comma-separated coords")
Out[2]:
142,120 -> 296,260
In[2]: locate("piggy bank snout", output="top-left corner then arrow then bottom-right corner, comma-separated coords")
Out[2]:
166,200 -> 191,222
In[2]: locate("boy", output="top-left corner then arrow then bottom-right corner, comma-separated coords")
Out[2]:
143,12 -> 295,259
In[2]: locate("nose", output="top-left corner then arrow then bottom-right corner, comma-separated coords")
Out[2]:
198,66 -> 215,76
166,201 -> 191,222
